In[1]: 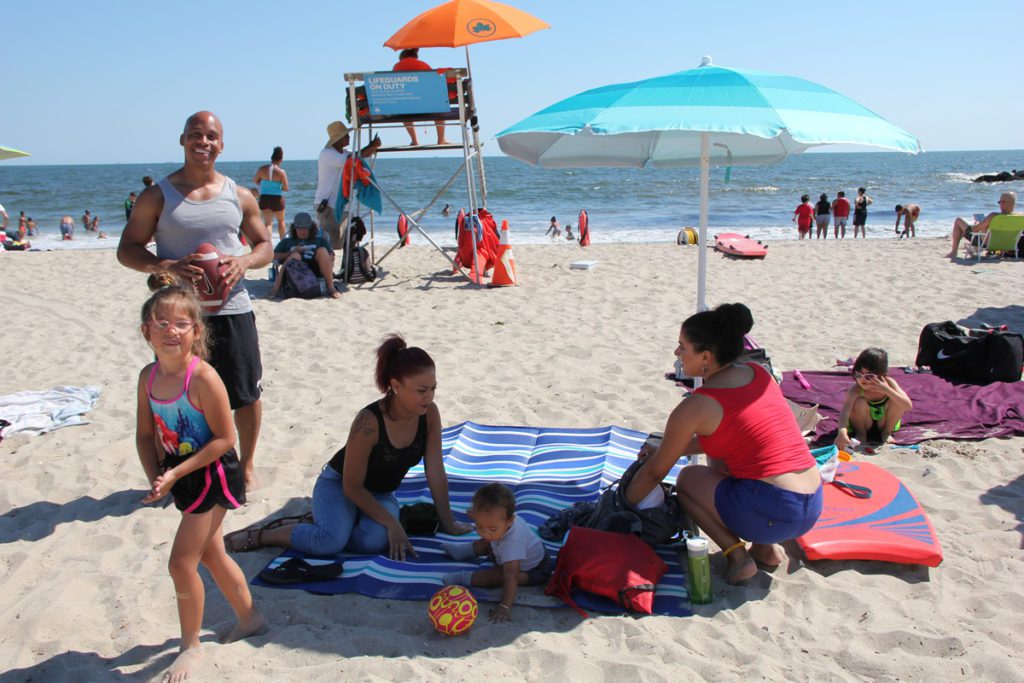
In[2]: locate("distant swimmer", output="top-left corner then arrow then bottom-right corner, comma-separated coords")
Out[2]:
441,203 -> 451,217
894,204 -> 920,239
545,216 -> 561,238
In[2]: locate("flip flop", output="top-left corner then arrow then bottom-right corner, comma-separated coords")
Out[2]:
258,558 -> 343,585
224,526 -> 265,553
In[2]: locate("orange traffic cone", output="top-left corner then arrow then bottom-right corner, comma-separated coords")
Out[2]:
488,220 -> 517,287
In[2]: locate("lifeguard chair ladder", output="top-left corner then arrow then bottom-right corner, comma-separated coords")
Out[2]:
341,67 -> 488,283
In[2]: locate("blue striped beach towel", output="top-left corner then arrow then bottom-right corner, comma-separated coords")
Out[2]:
255,421 -> 693,616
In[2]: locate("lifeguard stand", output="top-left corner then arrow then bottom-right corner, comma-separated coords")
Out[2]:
341,67 -> 488,283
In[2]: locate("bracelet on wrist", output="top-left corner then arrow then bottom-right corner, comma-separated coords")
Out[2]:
498,603 -> 512,611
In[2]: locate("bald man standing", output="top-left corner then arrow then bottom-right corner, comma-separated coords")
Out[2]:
946,191 -> 1019,258
118,111 -> 273,491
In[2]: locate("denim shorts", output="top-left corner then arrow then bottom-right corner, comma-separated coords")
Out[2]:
715,477 -> 823,544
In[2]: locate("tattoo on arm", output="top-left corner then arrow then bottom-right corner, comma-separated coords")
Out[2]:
355,411 -> 377,438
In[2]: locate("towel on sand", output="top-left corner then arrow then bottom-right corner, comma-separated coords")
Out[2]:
254,421 -> 693,616
0,386 -> 100,438
781,370 -> 1024,445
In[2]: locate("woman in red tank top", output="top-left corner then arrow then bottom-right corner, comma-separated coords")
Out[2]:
626,304 -> 822,584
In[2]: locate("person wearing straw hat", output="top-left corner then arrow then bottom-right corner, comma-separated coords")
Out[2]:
314,121 -> 382,250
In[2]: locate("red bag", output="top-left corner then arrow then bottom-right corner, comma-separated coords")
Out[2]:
545,527 -> 668,617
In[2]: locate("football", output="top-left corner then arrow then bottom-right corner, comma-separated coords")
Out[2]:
192,242 -> 231,313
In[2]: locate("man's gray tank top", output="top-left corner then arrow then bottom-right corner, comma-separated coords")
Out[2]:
156,175 -> 252,315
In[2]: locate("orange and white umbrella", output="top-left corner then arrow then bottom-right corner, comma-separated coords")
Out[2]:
385,0 -> 549,50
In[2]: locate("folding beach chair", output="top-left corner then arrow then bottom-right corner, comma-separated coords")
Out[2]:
966,214 -> 1024,261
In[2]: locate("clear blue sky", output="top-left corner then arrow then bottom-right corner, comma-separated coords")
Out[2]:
4,0 -> 1023,165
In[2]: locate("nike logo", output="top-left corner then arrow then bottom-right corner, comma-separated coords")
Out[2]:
936,350 -> 953,360
199,273 -> 215,295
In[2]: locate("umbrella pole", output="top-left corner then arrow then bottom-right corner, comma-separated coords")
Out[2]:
697,132 -> 710,313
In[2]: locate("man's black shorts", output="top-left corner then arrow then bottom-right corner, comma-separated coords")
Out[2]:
207,311 -> 263,409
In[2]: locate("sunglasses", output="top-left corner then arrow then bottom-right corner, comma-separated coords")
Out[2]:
148,320 -> 195,332
852,371 -> 878,381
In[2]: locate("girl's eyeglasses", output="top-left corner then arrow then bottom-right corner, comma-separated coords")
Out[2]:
149,320 -> 195,332
852,371 -> 877,381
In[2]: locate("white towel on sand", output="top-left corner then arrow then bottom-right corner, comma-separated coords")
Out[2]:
0,385 -> 101,437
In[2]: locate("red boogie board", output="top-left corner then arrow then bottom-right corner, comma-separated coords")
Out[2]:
714,232 -> 767,258
798,461 -> 943,567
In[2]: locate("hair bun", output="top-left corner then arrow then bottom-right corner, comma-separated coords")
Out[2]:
714,303 -> 754,339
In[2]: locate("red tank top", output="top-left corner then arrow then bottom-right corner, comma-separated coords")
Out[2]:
833,197 -> 850,218
694,363 -> 814,479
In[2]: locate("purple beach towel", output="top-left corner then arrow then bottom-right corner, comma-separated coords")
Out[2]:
781,370 -> 1024,445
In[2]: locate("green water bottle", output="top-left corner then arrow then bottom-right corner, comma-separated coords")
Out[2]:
686,537 -> 713,604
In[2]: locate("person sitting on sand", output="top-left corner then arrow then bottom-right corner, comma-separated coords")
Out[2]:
793,194 -> 814,240
225,334 -> 470,557
834,347 -> 912,450
894,204 -> 920,238
269,212 -> 341,299
135,285 -> 265,683
393,48 -> 451,147
623,303 -> 822,584
946,191 -> 1019,258
441,483 -> 554,623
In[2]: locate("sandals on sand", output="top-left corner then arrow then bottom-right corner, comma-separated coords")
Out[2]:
224,513 -> 313,553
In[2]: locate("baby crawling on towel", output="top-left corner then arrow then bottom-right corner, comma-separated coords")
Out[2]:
442,483 -> 553,622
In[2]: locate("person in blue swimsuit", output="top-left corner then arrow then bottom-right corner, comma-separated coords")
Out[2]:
227,334 -> 471,559
253,146 -> 289,240
135,285 -> 264,683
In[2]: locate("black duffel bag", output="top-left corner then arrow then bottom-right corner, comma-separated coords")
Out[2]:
916,321 -> 1023,384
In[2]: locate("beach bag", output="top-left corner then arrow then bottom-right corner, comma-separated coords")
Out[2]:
916,321 -> 1023,384
545,527 -> 668,617
283,259 -> 321,299
583,458 -> 690,546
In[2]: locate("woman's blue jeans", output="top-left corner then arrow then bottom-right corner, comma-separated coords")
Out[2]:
289,465 -> 400,556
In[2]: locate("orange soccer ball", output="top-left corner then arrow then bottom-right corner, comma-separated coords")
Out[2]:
428,585 -> 478,636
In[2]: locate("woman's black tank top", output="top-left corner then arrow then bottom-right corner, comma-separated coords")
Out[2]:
327,401 -> 428,493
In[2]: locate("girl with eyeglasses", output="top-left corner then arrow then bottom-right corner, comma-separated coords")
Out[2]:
134,285 -> 264,682
835,347 -> 913,452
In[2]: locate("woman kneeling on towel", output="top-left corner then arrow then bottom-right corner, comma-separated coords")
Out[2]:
626,303 -> 822,584
227,334 -> 470,559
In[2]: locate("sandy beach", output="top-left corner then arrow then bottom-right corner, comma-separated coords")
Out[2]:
1,237 -> 1022,681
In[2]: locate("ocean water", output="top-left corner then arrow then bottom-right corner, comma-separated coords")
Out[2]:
1,150 -> 1022,251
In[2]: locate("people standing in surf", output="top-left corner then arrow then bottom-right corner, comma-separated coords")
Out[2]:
793,195 -> 814,240
253,146 -> 290,240
545,216 -> 561,239
82,210 -> 93,232
832,191 -> 850,239
894,203 -> 920,238
853,187 -> 872,238
624,303 -> 822,584
814,194 -> 831,239
134,285 -> 265,683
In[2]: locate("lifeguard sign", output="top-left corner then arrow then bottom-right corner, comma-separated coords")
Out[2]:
364,71 -> 450,117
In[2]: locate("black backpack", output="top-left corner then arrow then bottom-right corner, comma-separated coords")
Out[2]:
583,458 -> 694,546
283,259 -> 321,299
916,321 -> 1023,384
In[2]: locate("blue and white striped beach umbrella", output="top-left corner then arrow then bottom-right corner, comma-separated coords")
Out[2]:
496,57 -> 921,310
